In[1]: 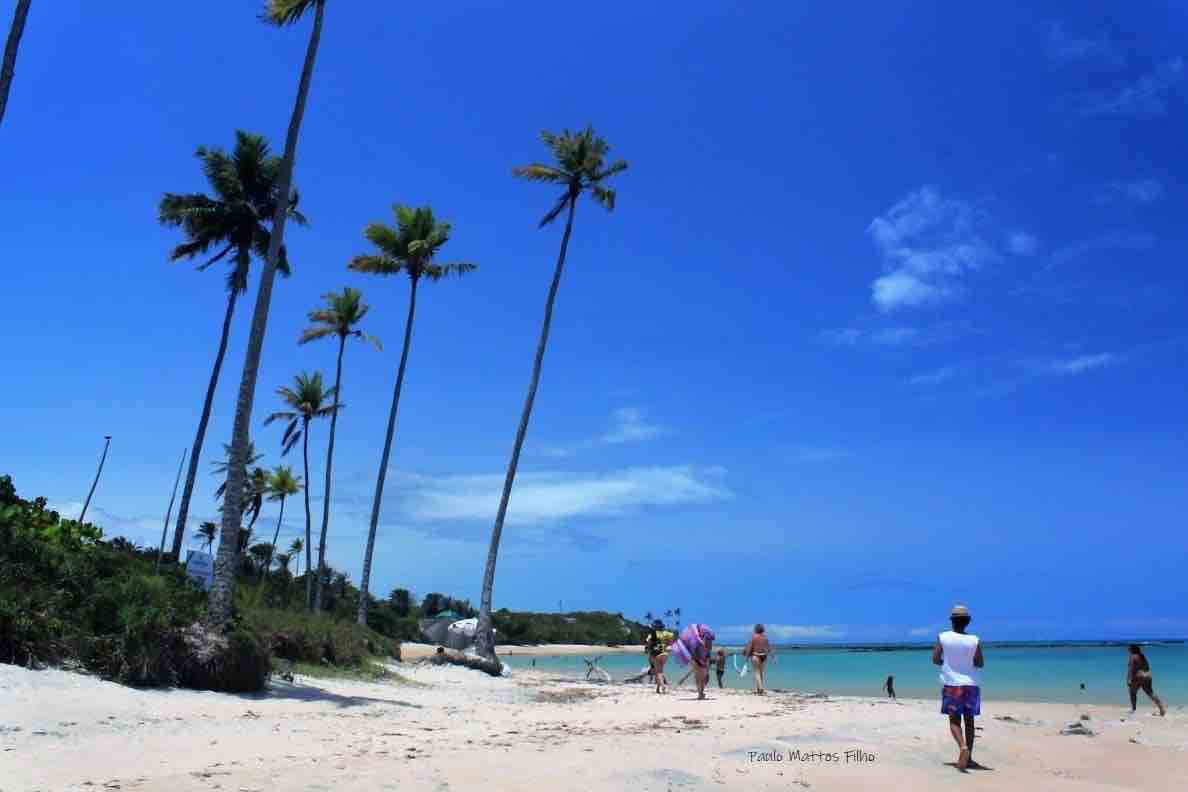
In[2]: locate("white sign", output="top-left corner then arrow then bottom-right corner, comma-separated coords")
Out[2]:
185,550 -> 215,591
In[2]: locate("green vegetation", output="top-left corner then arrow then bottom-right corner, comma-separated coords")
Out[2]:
492,610 -> 647,647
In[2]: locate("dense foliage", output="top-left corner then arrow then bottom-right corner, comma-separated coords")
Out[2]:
491,608 -> 646,646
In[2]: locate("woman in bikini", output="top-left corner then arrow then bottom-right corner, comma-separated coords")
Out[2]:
1127,645 -> 1167,716
743,623 -> 771,695
645,620 -> 674,694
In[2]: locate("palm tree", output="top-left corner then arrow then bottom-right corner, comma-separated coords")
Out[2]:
197,521 -> 219,553
273,551 -> 293,575
0,0 -> 32,127
288,537 -> 304,576
160,131 -> 303,564
212,445 -> 269,539
248,543 -> 273,577
207,0 -> 330,626
474,128 -> 627,659
264,465 -> 301,579
264,372 -> 337,610
78,436 -> 112,524
348,205 -> 476,625
299,288 -> 379,610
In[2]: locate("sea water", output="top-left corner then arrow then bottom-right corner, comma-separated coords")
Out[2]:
500,642 -> 1188,707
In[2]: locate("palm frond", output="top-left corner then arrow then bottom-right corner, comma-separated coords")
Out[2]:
590,185 -> 617,212
512,164 -> 566,184
298,326 -> 336,345
348,254 -> 404,276
539,192 -> 572,228
263,0 -> 319,26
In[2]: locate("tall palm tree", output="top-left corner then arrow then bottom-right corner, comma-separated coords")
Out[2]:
264,465 -> 301,579
78,436 -> 112,525
288,536 -> 304,576
160,131 -> 302,564
208,0 -> 330,626
264,372 -> 337,610
299,288 -> 379,610
0,0 -> 32,127
197,521 -> 218,553
212,443 -> 268,535
474,128 -> 627,659
348,205 -> 476,625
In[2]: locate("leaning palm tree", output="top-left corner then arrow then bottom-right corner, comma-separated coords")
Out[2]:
264,372 -> 337,610
299,288 -> 379,610
348,205 -> 476,625
264,465 -> 301,579
473,128 -> 627,659
0,0 -> 32,127
160,131 -> 302,564
196,521 -> 218,554
208,0 -> 330,626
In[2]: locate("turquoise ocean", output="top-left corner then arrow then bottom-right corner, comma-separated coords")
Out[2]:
501,641 -> 1188,707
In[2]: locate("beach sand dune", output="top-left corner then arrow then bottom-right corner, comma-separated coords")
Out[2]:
2,663 -> 1185,791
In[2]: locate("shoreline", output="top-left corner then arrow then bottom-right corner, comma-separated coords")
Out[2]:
400,641 -> 645,661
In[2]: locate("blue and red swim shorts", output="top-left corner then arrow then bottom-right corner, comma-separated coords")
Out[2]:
940,685 -> 981,716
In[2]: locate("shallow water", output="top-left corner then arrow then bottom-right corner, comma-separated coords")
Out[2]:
501,641 -> 1188,707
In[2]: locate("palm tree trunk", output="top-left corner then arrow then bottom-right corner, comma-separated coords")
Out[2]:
474,196 -> 578,659
301,420 -> 314,611
207,1 -> 326,626
0,0 -> 32,127
172,287 -> 239,561
79,436 -> 112,525
266,496 -> 286,580
357,276 -> 419,626
313,334 -> 347,612
156,448 -> 188,573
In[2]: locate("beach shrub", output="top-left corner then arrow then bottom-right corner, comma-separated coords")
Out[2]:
239,602 -> 397,667
177,623 -> 272,693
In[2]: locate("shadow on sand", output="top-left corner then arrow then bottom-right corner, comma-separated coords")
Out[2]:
233,680 -> 424,710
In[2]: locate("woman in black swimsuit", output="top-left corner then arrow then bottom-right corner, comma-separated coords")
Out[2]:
1127,645 -> 1167,716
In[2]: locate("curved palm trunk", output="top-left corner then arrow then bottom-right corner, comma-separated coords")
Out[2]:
301,421 -> 314,610
474,197 -> 578,659
313,334 -> 347,612
0,0 -> 32,127
156,448 -> 188,572
208,1 -> 326,625
357,277 -> 419,625
172,287 -> 239,561
79,436 -> 112,525
265,496 -> 287,580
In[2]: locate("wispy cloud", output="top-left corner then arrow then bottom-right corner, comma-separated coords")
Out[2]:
817,321 -> 981,349
1069,57 -> 1186,117
1050,232 -> 1156,269
541,407 -> 663,458
379,465 -> 731,526
1005,231 -> 1040,256
1040,352 -> 1122,375
718,624 -> 844,641
905,366 -> 958,386
867,187 -> 1002,312
1093,178 -> 1164,205
1046,22 -> 1124,67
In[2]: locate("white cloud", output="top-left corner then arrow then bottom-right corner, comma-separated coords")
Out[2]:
1093,178 -> 1164,205
1046,22 -> 1124,67
905,366 -> 958,386
867,187 -> 997,312
1005,231 -> 1040,256
390,465 -> 731,525
542,407 -> 663,458
1071,57 -> 1186,117
1043,353 -> 1121,375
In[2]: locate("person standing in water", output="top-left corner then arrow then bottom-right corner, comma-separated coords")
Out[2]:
932,604 -> 984,771
885,674 -> 896,700
743,624 -> 771,695
1127,644 -> 1167,716
715,648 -> 727,688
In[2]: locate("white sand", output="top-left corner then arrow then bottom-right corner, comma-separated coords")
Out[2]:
400,642 -> 643,661
3,662 -> 1186,791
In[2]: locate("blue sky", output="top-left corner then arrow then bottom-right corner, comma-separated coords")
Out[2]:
3,1 -> 1186,643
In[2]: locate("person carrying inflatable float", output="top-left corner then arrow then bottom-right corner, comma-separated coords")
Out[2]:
669,623 -> 716,699
643,620 -> 676,694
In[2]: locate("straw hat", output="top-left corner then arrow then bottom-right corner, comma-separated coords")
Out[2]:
950,604 -> 970,618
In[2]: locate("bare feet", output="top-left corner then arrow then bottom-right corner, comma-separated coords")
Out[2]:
957,747 -> 970,771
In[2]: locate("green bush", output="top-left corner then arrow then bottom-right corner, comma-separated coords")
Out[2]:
177,624 -> 272,693
239,602 -> 397,667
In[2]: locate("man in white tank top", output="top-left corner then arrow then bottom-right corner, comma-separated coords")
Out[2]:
931,604 -> 984,771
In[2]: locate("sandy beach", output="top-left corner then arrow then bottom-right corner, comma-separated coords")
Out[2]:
3,662 -> 1186,792
399,642 -> 645,661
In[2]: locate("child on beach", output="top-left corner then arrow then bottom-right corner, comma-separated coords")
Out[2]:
1127,645 -> 1168,716
885,674 -> 896,700
932,604 -> 984,771
742,624 -> 771,695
